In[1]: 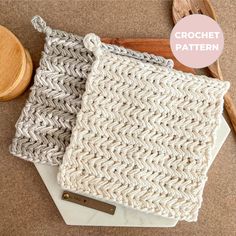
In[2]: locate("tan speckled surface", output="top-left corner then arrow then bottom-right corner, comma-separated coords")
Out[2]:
0,0 -> 235,235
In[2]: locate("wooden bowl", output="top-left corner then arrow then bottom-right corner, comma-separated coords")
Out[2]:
0,26 -> 33,101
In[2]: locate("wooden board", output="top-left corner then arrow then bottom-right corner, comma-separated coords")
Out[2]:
102,38 -> 195,74
0,25 -> 32,101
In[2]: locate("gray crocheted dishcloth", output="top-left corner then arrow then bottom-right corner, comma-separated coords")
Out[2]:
10,16 -> 173,165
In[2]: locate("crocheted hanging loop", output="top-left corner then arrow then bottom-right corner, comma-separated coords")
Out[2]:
83,33 -> 103,57
31,15 -> 52,35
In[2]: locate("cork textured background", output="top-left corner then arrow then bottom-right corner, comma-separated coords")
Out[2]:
0,0 -> 235,235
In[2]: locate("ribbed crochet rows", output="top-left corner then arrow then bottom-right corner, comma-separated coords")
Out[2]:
58,33 -> 230,222
10,16 -> 173,165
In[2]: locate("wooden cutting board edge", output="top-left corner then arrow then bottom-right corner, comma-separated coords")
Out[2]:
102,38 -> 195,74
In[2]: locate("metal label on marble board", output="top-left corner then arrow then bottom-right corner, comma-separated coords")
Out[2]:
62,191 -> 116,215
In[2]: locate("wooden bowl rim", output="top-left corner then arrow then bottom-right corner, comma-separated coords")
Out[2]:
0,25 -> 27,98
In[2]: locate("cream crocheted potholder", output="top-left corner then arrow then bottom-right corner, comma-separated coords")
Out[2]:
10,16 -> 173,165
58,33 -> 230,222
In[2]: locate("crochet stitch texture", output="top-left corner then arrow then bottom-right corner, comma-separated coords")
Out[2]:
9,16 -> 173,165
58,33 -> 230,221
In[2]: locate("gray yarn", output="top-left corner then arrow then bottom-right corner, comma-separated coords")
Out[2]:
10,16 -> 174,165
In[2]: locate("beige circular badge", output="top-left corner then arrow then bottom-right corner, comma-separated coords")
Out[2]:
170,15 -> 224,69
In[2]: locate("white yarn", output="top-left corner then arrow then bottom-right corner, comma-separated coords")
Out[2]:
58,33 -> 230,222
